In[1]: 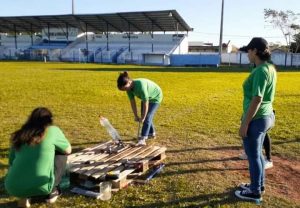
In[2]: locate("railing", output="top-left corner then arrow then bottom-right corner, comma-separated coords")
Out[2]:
221,52 -> 300,66
2,46 -> 300,67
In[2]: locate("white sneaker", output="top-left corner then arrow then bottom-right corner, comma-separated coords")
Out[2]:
136,139 -> 146,146
264,160 -> 273,169
239,153 -> 248,160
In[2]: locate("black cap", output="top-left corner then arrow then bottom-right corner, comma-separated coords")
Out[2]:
239,37 -> 268,52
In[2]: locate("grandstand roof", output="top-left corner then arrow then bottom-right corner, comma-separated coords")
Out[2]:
0,10 -> 193,33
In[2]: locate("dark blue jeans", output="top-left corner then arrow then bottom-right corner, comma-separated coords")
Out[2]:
141,102 -> 160,138
243,113 -> 275,194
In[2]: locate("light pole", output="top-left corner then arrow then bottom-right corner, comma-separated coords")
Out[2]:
219,0 -> 224,56
72,0 -> 75,15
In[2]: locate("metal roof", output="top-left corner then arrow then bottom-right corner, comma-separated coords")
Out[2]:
0,10 -> 193,33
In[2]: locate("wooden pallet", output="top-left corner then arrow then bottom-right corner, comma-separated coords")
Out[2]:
68,141 -> 166,190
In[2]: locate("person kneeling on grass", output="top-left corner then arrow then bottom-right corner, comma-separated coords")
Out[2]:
5,107 -> 72,208
117,71 -> 163,146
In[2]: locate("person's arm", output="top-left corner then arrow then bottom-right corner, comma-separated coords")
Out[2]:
8,147 -> 15,166
239,96 -> 262,138
141,100 -> 149,123
130,98 -> 139,121
51,126 -> 72,155
64,145 -> 72,155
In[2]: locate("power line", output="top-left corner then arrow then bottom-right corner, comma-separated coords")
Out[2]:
191,31 -> 283,38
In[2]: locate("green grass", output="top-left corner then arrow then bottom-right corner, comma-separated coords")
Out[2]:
0,62 -> 299,207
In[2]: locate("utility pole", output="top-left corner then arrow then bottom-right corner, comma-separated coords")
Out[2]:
219,0 -> 224,56
72,0 -> 75,15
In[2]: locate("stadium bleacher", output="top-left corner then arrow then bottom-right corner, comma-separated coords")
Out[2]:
2,10 -> 223,66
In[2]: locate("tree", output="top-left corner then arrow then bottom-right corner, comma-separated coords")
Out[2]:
291,33 -> 300,53
264,9 -> 300,52
290,24 -> 300,52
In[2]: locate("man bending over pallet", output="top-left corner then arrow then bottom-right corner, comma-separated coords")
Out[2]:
117,71 -> 163,146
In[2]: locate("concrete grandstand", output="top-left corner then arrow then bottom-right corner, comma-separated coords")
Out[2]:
0,10 -> 213,66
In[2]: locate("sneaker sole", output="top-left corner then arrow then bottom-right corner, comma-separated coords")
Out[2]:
264,165 -> 273,169
46,195 -> 58,204
235,190 -> 262,202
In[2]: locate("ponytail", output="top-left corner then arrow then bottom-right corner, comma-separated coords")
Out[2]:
117,71 -> 130,89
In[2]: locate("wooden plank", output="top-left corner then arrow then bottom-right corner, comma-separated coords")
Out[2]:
89,146 -> 150,178
85,146 -> 144,177
149,153 -> 166,166
67,152 -> 85,162
68,141 -> 114,163
125,146 -> 161,163
69,142 -> 167,192
138,147 -> 167,163
69,145 -> 133,173
122,146 -> 161,172
136,147 -> 167,172
72,145 -> 133,173
71,153 -> 110,173
111,169 -> 136,189
90,146 -> 154,179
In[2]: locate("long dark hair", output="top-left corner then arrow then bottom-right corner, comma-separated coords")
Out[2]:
117,71 -> 130,90
11,107 -> 53,150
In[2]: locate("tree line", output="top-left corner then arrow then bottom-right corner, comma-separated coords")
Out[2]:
265,9 -> 300,53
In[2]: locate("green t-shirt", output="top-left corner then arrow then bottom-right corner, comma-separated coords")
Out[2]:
5,126 -> 70,197
127,78 -> 163,103
242,63 -> 277,120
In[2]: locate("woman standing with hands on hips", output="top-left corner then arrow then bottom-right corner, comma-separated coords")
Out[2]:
235,37 -> 276,202
117,71 -> 163,146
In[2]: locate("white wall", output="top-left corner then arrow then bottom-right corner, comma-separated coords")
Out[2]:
221,52 -> 300,66
144,54 -> 170,65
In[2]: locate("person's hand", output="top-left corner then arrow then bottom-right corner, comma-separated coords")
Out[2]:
239,122 -> 248,138
134,115 -> 140,122
140,117 -> 145,123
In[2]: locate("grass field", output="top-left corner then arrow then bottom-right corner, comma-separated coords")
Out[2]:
0,62 -> 299,208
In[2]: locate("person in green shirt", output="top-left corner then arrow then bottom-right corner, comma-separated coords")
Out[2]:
234,37 -> 276,202
5,107 -> 72,207
117,71 -> 163,146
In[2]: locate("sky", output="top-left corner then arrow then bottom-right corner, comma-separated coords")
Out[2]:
0,0 -> 299,47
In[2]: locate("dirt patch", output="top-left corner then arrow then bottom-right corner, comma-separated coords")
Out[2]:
217,148 -> 300,203
265,156 -> 300,203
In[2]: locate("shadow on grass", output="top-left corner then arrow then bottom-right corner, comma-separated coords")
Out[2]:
0,162 -> 8,172
0,177 -> 12,208
159,166 -> 247,178
273,137 -> 300,146
167,157 -> 240,167
0,148 -> 9,158
167,145 -> 241,154
0,201 -> 16,208
127,190 -> 239,208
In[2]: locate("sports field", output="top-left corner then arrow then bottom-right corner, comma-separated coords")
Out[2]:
0,62 -> 299,207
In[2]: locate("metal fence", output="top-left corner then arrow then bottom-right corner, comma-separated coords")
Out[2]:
222,52 -> 300,67
1,48 -> 300,67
